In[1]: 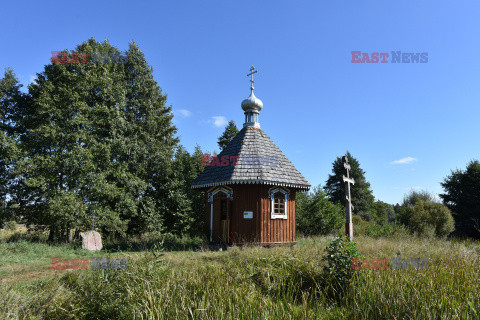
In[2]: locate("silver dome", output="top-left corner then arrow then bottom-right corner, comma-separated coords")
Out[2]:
241,91 -> 263,111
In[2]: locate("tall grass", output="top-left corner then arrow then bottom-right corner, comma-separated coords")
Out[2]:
0,235 -> 479,319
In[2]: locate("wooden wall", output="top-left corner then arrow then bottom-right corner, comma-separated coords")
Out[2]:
203,184 -> 297,245
259,187 -> 296,244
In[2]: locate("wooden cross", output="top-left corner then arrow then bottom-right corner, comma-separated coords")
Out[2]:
342,155 -> 355,240
247,66 -> 257,91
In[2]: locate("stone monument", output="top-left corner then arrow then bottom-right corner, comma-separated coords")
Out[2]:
80,211 -> 102,251
80,230 -> 103,251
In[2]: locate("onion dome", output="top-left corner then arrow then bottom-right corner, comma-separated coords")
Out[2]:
241,90 -> 263,111
242,66 -> 262,128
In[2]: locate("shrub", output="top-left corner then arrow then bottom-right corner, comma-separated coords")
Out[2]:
397,190 -> 435,226
322,236 -> 361,296
297,186 -> 344,236
4,220 -> 16,231
397,190 -> 455,238
410,200 -> 455,238
352,215 -> 406,238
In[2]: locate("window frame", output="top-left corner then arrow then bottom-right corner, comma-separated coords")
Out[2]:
269,187 -> 289,220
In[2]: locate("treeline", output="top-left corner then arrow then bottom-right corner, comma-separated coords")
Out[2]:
1,38 -> 479,242
0,39 -> 206,241
297,152 -> 480,239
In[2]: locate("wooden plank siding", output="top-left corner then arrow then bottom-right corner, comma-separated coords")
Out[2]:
259,187 -> 296,244
203,185 -> 297,245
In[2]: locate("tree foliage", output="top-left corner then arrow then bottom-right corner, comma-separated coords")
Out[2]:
324,152 -> 375,220
396,190 -> 435,226
296,186 -> 344,236
11,39 -> 185,241
169,145 -> 206,237
217,120 -> 238,151
402,190 -> 434,207
409,201 -> 455,238
322,236 -> 361,295
397,190 -> 455,238
440,160 -> 480,238
372,200 -> 395,225
0,69 -> 23,226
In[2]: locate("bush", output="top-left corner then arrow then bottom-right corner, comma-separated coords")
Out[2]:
397,190 -> 435,226
4,220 -> 16,231
409,200 -> 455,238
297,186 -> 344,236
397,190 -> 455,238
352,215 -> 407,238
322,236 -> 361,296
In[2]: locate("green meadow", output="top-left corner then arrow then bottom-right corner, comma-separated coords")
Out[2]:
1,229 -> 479,320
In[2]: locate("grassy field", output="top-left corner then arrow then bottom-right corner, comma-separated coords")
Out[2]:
1,229 -> 479,319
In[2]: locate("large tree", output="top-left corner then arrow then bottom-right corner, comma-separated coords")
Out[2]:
0,69 -> 23,226
15,39 -> 179,240
171,145 -> 206,237
440,160 -> 480,238
217,120 -> 238,151
324,151 -> 375,220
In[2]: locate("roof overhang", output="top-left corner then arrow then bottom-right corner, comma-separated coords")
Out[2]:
191,179 -> 310,191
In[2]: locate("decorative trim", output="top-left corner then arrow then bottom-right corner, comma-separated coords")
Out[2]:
192,180 -> 310,190
208,186 -> 233,203
269,187 -> 289,220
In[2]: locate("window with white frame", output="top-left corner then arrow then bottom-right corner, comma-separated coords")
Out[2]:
270,187 -> 289,219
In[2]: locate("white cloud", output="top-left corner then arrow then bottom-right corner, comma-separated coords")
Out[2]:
175,109 -> 192,117
211,116 -> 228,128
390,157 -> 418,165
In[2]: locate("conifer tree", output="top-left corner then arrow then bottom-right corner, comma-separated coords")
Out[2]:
217,120 -> 238,151
0,69 -> 23,226
324,151 -> 375,220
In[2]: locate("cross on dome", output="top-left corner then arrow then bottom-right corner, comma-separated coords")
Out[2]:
247,66 -> 257,92
241,66 -> 263,128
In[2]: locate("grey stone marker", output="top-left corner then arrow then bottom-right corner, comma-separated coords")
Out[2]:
80,230 -> 103,251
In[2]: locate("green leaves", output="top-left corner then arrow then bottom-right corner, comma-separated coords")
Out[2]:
10,39 -> 181,240
409,201 -> 455,238
397,191 -> 455,238
321,236 -> 361,297
296,186 -> 344,236
440,160 -> 480,238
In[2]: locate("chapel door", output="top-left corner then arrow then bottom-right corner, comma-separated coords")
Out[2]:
213,195 -> 229,243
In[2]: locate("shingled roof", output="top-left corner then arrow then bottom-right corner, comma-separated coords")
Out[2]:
192,126 -> 310,190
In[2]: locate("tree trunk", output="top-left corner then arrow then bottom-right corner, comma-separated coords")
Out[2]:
48,225 -> 56,242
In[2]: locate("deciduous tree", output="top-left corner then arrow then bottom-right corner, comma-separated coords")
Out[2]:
15,39 -> 179,240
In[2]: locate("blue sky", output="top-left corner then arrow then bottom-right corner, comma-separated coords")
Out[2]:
1,1 -> 479,204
